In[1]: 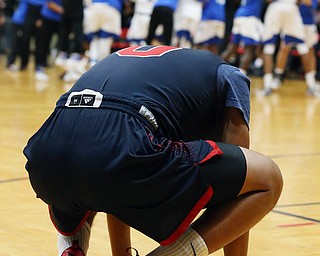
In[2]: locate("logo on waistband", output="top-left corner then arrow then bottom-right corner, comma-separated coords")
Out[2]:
139,105 -> 158,130
65,89 -> 103,108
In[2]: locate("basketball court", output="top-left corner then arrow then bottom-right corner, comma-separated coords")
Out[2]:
0,61 -> 319,255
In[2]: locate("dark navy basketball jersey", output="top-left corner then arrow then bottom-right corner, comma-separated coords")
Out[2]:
25,45 -> 250,245
59,45 -> 250,140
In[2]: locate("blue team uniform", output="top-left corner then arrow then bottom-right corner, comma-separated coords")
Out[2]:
234,0 -> 263,18
41,0 -> 62,22
24,46 -> 250,246
300,0 -> 317,25
92,0 -> 123,12
154,0 -> 179,10
201,0 -> 225,22
11,0 -> 29,25
230,0 -> 264,45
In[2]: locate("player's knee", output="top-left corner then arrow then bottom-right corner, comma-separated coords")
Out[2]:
296,43 -> 309,55
257,155 -> 283,193
241,148 -> 283,199
263,44 -> 275,55
266,158 -> 283,202
251,155 -> 283,209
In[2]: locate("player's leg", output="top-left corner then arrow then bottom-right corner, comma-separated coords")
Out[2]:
147,146 -> 283,256
239,45 -> 255,75
221,18 -> 240,63
272,40 -> 291,89
259,2 -> 282,95
107,214 -> 132,256
293,24 -> 319,96
51,208 -> 96,256
160,7 -> 174,46
297,43 -> 318,94
259,42 -> 276,96
220,42 -> 239,63
223,232 -> 249,256
193,147 -> 283,254
146,7 -> 161,45
98,37 -> 114,59
303,45 -> 320,96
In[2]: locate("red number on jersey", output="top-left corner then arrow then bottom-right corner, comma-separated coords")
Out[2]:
116,46 -> 182,57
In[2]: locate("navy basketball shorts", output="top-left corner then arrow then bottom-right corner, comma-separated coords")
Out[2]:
23,97 -> 247,246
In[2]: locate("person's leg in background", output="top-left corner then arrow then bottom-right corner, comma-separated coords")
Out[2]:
146,6 -> 162,45
159,6 -> 174,46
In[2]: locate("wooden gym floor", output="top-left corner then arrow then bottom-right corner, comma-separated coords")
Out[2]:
0,58 -> 319,255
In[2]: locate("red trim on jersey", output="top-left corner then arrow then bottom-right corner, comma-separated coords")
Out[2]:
116,45 -> 182,57
198,140 -> 223,164
159,186 -> 214,246
48,205 -> 91,236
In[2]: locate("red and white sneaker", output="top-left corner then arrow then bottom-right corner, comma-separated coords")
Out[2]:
61,240 -> 85,256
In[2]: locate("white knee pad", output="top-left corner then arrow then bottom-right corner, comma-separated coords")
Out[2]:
263,44 -> 276,55
296,43 -> 309,55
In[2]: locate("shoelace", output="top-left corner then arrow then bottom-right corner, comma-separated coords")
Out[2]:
126,247 -> 140,256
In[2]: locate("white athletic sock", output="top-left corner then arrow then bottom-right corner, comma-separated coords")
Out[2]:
274,68 -> 284,75
147,228 -> 208,256
253,57 -> 263,68
57,221 -> 91,256
305,70 -> 316,89
263,73 -> 273,89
